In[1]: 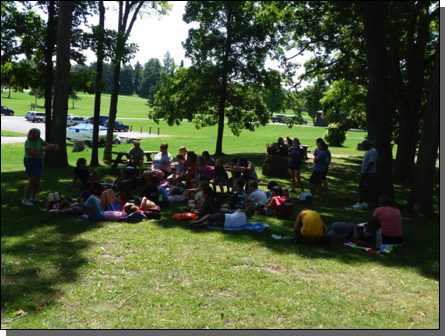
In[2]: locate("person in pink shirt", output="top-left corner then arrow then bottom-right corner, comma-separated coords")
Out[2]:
373,194 -> 403,244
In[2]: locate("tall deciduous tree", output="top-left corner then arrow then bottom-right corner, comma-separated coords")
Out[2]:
45,1 -> 73,167
177,1 -> 278,155
103,1 -> 172,161
407,44 -> 439,213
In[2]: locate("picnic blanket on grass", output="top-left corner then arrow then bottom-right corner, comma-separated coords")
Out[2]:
207,223 -> 269,233
344,242 -> 402,254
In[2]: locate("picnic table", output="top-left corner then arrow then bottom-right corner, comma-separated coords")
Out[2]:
301,145 -> 312,160
104,150 -> 158,170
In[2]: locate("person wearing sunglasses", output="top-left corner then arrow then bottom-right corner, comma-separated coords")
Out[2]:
152,143 -> 173,181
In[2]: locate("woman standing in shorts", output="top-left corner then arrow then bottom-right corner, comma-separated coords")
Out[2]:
22,128 -> 59,206
313,138 -> 331,196
309,140 -> 328,201
288,138 -> 305,193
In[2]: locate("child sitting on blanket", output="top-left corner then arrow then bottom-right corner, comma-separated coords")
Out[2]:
328,219 -> 382,250
220,178 -> 247,212
192,186 -> 219,218
188,181 -> 209,210
189,206 -> 256,229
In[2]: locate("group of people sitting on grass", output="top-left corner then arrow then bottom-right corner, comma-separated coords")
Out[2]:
44,141 -> 402,248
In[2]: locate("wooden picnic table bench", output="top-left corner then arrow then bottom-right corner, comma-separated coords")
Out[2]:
104,150 -> 158,170
301,145 -> 312,159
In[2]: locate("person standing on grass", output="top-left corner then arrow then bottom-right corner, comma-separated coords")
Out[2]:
125,140 -> 145,177
352,140 -> 378,209
313,138 -> 331,197
22,128 -> 59,206
308,140 -> 328,201
288,137 -> 306,193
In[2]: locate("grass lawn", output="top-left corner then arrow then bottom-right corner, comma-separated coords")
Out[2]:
1,91 -> 439,329
1,130 -> 27,137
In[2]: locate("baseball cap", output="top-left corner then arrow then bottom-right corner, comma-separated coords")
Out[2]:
362,140 -> 373,146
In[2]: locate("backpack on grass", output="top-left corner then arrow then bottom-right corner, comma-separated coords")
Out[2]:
144,206 -> 162,220
275,195 -> 294,219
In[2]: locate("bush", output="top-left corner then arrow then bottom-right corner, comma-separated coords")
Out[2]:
323,123 -> 347,147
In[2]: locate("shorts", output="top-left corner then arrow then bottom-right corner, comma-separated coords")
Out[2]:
208,212 -> 226,227
104,199 -> 121,211
215,176 -> 228,185
309,171 -> 324,184
24,157 -> 44,176
320,167 -> 329,180
161,170 -> 171,178
288,164 -> 302,171
359,173 -> 375,192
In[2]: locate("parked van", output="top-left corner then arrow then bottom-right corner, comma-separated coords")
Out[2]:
86,116 -> 109,126
28,111 -> 46,123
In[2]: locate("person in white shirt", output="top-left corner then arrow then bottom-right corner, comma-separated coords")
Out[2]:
247,180 -> 268,206
352,140 -> 378,209
189,207 -> 255,229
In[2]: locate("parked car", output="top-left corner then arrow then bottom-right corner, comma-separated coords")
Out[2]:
104,120 -> 129,132
282,115 -> 308,125
86,116 -> 109,126
67,116 -> 88,126
25,111 -> 32,120
28,111 -> 46,122
1,106 -> 14,116
271,114 -> 286,123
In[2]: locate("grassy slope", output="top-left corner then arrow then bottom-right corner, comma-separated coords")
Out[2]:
1,91 -> 439,329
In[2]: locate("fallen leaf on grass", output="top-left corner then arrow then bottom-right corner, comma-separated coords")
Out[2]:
419,312 -> 426,316
250,245 -> 255,248
36,305 -> 45,310
409,317 -> 414,321
368,308 -> 373,312
15,310 -> 26,316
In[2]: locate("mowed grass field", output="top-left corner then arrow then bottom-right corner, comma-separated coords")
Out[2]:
1,91 -> 440,329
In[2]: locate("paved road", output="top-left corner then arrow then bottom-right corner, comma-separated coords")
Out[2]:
1,115 -> 174,144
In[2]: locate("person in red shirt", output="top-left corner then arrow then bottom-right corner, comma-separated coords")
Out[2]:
373,194 -> 403,244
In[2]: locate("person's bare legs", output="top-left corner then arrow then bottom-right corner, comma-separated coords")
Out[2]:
290,170 -> 295,190
46,193 -> 55,209
309,182 -> 316,196
100,189 -> 117,209
219,182 -> 224,194
24,175 -> 41,201
318,183 -> 323,197
295,171 -> 304,191
140,197 -> 148,208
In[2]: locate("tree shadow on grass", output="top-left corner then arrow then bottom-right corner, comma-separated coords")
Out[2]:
1,169 -> 106,317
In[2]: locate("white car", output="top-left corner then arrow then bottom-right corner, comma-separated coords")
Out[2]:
67,116 -> 88,126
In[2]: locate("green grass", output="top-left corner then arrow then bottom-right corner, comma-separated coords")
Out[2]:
1,133 -> 440,328
1,130 -> 27,137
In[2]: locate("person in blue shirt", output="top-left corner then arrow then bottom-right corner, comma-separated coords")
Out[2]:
308,140 -> 328,200
352,140 -> 378,209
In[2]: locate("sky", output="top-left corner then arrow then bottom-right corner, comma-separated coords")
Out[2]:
27,1 -> 312,87
80,1 -> 311,87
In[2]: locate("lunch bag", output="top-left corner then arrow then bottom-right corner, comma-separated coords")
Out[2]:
274,195 -> 294,219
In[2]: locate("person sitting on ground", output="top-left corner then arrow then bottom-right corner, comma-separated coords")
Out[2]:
192,186 -> 219,218
261,186 -> 283,216
202,151 -> 215,166
328,219 -> 382,250
167,154 -> 185,186
266,181 -> 278,199
76,194 -> 141,222
246,180 -> 268,207
125,141 -> 145,177
225,157 -> 242,184
112,169 -> 133,202
212,158 -> 230,194
373,194 -> 403,244
293,209 -> 328,244
179,146 -> 188,159
72,158 -> 100,186
190,156 -> 207,187
135,175 -> 168,204
82,175 -> 106,196
220,178 -> 247,212
189,206 -> 256,229
188,180 -> 209,210
177,151 -> 197,188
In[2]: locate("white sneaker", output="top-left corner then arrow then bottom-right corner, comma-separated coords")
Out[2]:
352,202 -> 363,209
30,198 -> 43,203
22,199 -> 34,206
361,202 -> 369,208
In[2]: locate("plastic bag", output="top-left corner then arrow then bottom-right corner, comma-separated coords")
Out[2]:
172,213 -> 199,220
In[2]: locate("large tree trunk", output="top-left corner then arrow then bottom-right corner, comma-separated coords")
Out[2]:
407,44 -> 439,214
361,1 -> 394,201
45,1 -> 73,167
214,5 -> 233,156
44,1 -> 55,144
103,61 -> 121,161
90,1 -> 105,166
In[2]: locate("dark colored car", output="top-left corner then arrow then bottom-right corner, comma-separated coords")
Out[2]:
271,114 -> 286,123
105,120 -> 129,132
86,116 -> 109,126
1,106 -> 14,116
